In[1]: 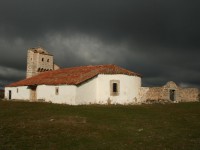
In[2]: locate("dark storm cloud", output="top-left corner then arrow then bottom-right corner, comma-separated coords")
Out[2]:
0,0 -> 200,87
1,0 -> 200,45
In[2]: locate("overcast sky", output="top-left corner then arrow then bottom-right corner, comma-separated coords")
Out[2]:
0,0 -> 200,88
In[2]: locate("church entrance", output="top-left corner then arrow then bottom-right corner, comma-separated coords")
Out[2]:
30,86 -> 37,101
169,90 -> 175,101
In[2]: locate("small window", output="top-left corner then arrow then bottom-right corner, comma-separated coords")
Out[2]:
110,80 -> 120,96
113,83 -> 118,93
55,87 -> 59,95
47,59 -> 49,62
42,58 -> 44,61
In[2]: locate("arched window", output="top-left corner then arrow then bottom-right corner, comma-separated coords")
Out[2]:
42,58 -> 44,61
47,59 -> 49,62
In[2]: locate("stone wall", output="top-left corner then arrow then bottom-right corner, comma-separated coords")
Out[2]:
26,47 -> 60,78
37,52 -> 54,72
138,87 -> 149,103
139,81 -> 199,103
26,50 -> 36,78
180,88 -> 199,102
147,87 -> 162,101
54,64 -> 60,70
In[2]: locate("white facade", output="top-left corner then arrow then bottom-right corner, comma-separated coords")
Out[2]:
75,74 -> 141,104
5,86 -> 30,101
96,74 -> 141,104
37,85 -> 77,104
5,74 -> 141,105
76,76 -> 98,104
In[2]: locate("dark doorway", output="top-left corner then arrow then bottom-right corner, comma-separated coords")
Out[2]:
170,90 -> 175,101
9,90 -> 12,100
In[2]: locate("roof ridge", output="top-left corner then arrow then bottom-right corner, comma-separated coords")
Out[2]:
57,64 -> 115,70
6,64 -> 141,87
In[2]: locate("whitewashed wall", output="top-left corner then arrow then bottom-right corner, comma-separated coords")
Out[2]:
5,86 -> 30,100
37,85 -> 76,104
76,77 -> 97,104
5,74 -> 141,105
96,74 -> 141,104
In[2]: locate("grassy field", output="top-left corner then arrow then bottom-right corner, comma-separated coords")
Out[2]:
0,100 -> 200,150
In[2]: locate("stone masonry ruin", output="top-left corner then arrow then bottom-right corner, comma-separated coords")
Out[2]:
139,81 -> 199,103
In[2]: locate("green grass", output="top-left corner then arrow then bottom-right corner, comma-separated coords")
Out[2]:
0,100 -> 200,150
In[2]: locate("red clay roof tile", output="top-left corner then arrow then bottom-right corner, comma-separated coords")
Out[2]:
6,64 -> 141,87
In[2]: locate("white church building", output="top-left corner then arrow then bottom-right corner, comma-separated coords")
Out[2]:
5,47 -> 142,105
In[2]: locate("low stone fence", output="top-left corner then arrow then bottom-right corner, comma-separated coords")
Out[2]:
180,88 -> 199,102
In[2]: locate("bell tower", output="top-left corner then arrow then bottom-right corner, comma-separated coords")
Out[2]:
26,47 -> 60,78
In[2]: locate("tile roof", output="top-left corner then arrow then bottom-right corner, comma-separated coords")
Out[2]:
6,64 -> 141,87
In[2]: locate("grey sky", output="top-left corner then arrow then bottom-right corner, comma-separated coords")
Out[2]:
0,0 -> 200,87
